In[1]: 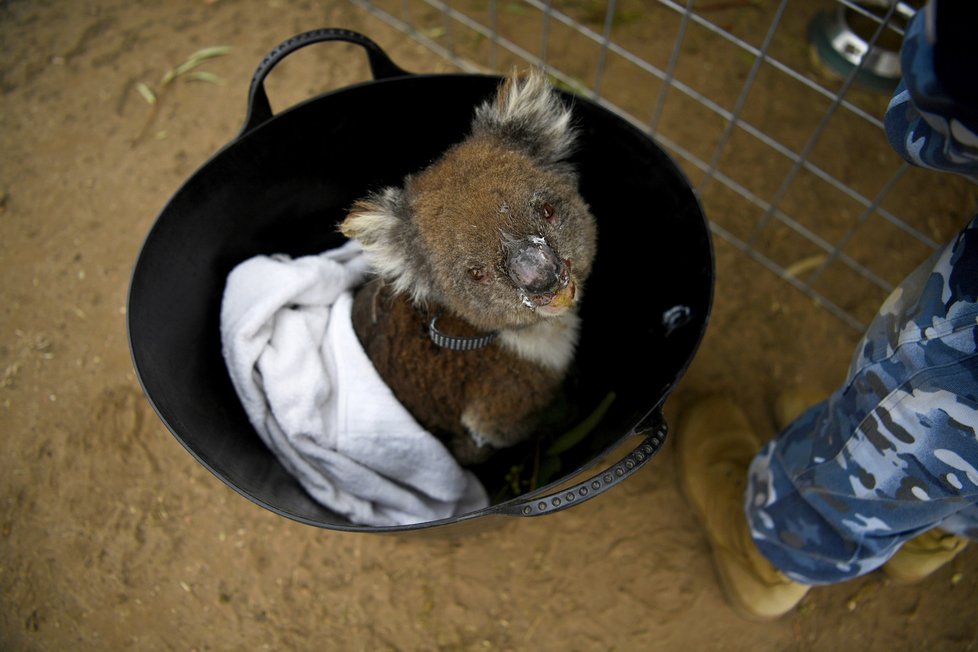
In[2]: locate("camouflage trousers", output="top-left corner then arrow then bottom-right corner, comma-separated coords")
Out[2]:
744,2 -> 978,586
746,216 -> 978,584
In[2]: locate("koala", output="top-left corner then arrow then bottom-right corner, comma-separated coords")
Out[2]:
339,70 -> 598,465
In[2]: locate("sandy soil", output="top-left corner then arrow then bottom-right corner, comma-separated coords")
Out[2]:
1,1 -> 976,650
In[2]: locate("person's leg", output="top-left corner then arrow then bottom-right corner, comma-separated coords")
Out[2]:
678,217 -> 978,618
679,1 -> 978,617
774,390 -> 971,584
745,218 -> 978,585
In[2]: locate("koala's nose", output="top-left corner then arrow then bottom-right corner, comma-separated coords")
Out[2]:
506,237 -> 566,294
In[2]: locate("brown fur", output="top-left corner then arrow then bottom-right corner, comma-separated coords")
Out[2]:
407,136 -> 595,331
351,278 -> 561,464
340,70 -> 597,464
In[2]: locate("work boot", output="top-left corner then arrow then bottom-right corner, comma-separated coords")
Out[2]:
883,529 -> 969,584
773,388 -> 825,431
677,395 -> 811,620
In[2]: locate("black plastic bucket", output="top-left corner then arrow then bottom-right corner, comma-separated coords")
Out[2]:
127,29 -> 714,532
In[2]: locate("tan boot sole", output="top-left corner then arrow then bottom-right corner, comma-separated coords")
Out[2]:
712,546 -> 812,621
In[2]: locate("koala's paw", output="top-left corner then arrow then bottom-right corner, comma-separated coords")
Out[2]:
447,427 -> 496,466
460,404 -> 535,456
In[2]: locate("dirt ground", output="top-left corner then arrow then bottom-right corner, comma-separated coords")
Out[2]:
1,1 -> 976,650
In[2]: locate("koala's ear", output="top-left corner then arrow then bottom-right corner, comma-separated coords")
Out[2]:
339,187 -> 434,303
471,68 -> 577,168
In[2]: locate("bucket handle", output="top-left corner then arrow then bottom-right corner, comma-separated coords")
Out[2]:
495,409 -> 668,517
240,28 -> 410,137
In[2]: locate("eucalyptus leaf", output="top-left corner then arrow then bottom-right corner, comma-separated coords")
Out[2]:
161,45 -> 231,85
534,455 -> 562,489
183,71 -> 224,85
545,391 -> 616,456
135,82 -> 157,105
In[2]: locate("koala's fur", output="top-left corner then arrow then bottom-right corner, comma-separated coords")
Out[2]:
340,70 -> 597,465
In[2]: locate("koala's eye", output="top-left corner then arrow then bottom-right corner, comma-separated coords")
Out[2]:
467,266 -> 491,284
541,202 -> 558,224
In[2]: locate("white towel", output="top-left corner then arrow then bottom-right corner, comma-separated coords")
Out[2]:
220,240 -> 489,527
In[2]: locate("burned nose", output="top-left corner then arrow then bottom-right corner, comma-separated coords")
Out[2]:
507,238 -> 563,293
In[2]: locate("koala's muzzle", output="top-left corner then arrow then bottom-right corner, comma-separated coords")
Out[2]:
506,237 -> 574,312
506,237 -> 564,292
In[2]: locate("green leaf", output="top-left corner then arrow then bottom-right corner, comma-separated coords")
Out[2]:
183,71 -> 224,85
135,82 -> 157,105
534,455 -> 562,489
161,45 -> 231,85
545,391 -> 616,456
185,45 -> 233,61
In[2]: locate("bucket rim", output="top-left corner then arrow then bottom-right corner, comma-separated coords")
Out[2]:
127,54 -> 715,533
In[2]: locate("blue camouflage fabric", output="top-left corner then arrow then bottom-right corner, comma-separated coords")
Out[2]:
745,4 -> 978,585
884,4 -> 978,177
884,2 -> 978,180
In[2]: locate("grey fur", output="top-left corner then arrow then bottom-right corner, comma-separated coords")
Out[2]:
471,71 -> 578,172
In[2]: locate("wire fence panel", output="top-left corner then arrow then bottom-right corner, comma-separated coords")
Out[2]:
351,0 -> 977,330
